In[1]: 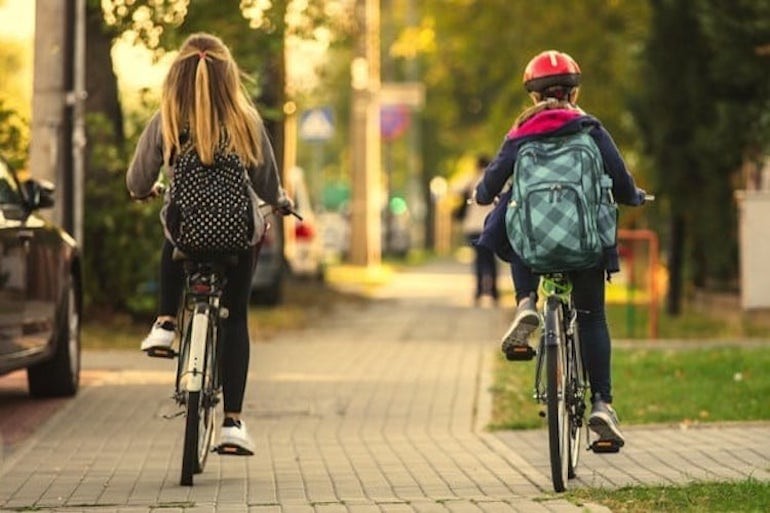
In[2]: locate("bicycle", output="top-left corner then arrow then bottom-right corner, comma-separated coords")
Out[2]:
514,273 -> 622,493
144,200 -> 301,486
530,272 -> 593,493
147,250 -> 231,485
518,194 -> 656,492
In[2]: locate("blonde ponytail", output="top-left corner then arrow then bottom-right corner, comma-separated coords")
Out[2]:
193,53 -> 216,165
160,33 -> 265,169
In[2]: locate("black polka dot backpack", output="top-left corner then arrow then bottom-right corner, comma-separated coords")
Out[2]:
166,142 -> 254,256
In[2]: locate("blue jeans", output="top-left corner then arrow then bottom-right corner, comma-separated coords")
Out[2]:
509,254 -> 613,404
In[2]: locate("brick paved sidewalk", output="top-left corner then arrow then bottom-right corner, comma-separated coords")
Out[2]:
1,258 -> 768,513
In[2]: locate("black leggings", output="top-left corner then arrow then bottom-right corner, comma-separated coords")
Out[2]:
158,239 -> 256,413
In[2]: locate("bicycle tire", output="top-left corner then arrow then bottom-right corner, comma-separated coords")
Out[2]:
545,298 -> 568,492
181,390 -> 201,486
566,324 -> 585,479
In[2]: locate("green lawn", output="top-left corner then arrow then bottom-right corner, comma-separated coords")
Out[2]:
489,345 -> 770,430
567,479 -> 770,513
491,296 -> 770,429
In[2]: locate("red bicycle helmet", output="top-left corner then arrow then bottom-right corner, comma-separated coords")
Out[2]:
523,50 -> 581,93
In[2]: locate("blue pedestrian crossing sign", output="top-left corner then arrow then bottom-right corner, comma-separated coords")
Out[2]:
299,107 -> 334,141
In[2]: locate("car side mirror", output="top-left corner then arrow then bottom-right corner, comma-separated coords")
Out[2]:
21,178 -> 56,210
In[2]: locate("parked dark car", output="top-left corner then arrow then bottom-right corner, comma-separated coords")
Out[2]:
251,210 -> 284,306
0,155 -> 82,397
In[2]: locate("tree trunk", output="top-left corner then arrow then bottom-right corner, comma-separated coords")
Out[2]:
666,213 -> 685,315
84,3 -> 123,145
258,52 -> 286,180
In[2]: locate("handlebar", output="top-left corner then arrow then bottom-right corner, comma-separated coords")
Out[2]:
257,202 -> 303,221
286,209 -> 303,221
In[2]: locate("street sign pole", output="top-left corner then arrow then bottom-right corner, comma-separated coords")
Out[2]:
298,107 -> 334,215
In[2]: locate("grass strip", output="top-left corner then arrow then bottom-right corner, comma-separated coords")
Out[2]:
489,346 -> 770,429
567,478 -> 770,513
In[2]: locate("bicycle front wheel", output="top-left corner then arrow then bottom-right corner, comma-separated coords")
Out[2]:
545,298 -> 569,493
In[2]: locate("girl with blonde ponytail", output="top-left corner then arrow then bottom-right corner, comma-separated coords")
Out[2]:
127,33 -> 293,456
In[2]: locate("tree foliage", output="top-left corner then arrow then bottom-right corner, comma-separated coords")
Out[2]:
410,0 -> 650,181
383,0 -> 770,313
0,99 -> 28,169
635,0 -> 770,313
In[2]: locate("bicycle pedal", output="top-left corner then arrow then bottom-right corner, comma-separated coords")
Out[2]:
590,439 -> 623,453
505,345 -> 536,361
145,347 -> 177,359
213,443 -> 254,456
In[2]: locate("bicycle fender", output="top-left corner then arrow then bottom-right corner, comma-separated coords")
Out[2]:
185,306 -> 209,392
543,297 -> 563,347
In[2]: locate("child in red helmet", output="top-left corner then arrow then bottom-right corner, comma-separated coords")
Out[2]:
474,50 -> 648,446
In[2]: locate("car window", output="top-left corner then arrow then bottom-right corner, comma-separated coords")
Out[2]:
0,159 -> 21,206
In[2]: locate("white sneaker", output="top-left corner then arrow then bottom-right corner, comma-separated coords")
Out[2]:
140,321 -> 176,351
217,419 -> 255,456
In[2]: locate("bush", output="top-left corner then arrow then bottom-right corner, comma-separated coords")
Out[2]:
83,112 -> 163,319
0,99 -> 29,169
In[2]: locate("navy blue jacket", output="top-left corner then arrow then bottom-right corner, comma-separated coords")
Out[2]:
474,108 -> 645,271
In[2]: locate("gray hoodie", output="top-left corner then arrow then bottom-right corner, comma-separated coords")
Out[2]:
126,111 -> 288,246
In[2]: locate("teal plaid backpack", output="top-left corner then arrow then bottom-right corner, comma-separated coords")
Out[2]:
505,129 -> 617,273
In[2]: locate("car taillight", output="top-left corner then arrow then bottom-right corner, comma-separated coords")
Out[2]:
295,222 -> 314,240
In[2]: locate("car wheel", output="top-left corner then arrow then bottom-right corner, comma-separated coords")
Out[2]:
28,275 -> 81,397
252,272 -> 283,307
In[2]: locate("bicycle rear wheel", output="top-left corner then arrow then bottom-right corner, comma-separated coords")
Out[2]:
196,321 -> 217,473
545,298 -> 569,492
181,390 -> 201,486
180,308 -> 217,486
566,326 -> 586,479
